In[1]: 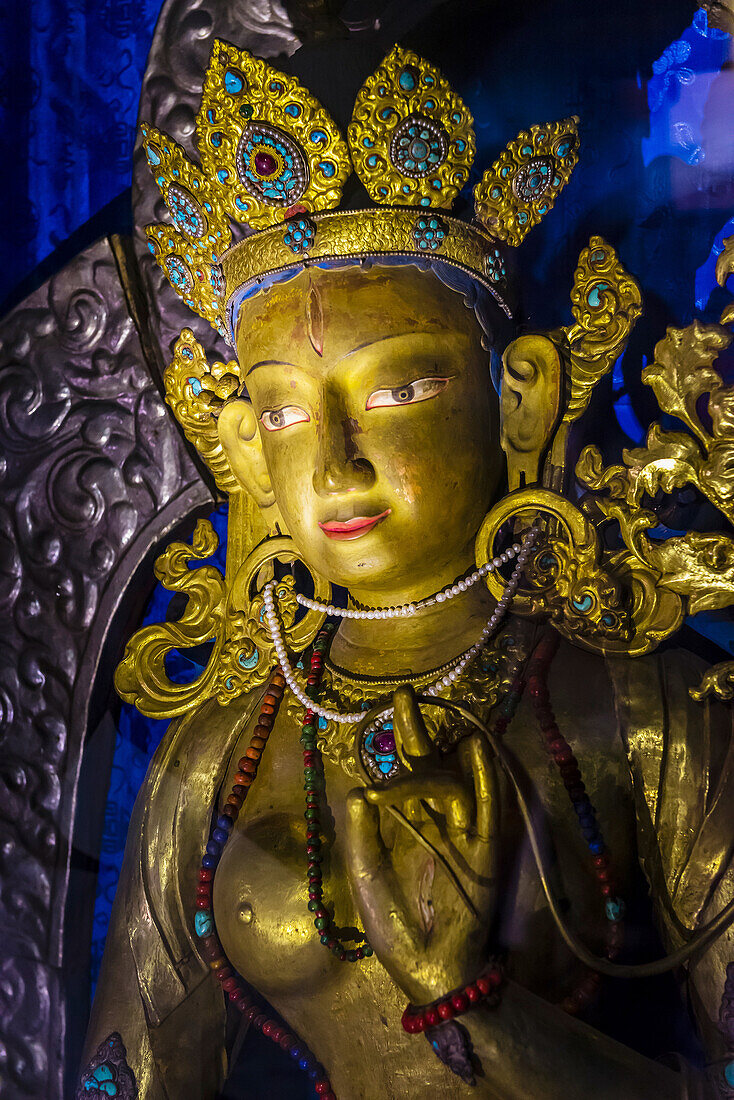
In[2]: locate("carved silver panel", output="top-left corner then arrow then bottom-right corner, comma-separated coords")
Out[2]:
0,236 -> 211,1098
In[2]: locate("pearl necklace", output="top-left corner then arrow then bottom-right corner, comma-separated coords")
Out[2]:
296,545 -> 523,619
262,530 -> 537,725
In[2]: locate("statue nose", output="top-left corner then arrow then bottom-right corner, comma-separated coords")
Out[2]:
312,408 -> 376,496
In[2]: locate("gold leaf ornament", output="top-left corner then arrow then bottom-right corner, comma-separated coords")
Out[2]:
474,116 -> 580,247
347,44 -> 475,209
164,330 -> 243,492
196,39 -> 351,230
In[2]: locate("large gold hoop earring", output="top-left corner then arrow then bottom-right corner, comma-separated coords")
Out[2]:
475,488 -> 681,656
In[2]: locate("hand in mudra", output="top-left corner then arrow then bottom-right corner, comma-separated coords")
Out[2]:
346,685 -> 499,1005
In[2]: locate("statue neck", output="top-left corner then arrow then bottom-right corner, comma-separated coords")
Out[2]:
328,551 -> 497,678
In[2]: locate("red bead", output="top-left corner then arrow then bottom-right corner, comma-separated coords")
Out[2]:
243,1006 -> 259,1022
260,702 -> 276,716
488,966 -> 503,989
226,794 -> 243,809
451,992 -> 469,1013
424,1006 -> 440,1027
250,736 -> 266,751
475,975 -> 491,996
222,977 -> 238,992
258,714 -> 274,730
196,897 -> 210,909
253,724 -> 271,739
216,966 -> 232,982
245,746 -> 261,761
199,868 -> 213,882
315,1082 -> 330,1095
254,151 -> 278,176
279,1034 -> 294,1051
253,1014 -> 268,1031
228,988 -> 241,1002
593,854 -> 608,868
596,868 -> 611,882
465,984 -> 481,1003
322,1092 -> 336,1100
236,995 -> 252,1013
355,948 -> 364,960
601,884 -> 613,896
553,748 -> 573,764
437,1000 -> 455,1020
403,1014 -> 421,1034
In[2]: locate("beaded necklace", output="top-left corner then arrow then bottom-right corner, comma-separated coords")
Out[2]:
192,616 -> 625,1095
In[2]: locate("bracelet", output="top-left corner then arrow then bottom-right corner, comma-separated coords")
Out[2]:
401,962 -> 504,1033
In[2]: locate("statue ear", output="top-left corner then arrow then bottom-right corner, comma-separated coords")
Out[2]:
500,334 -> 563,491
218,399 -> 286,532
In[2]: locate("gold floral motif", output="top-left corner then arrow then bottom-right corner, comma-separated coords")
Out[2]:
574,314 -> 734,662
196,39 -> 350,231
164,330 -> 241,492
474,117 -> 580,247
348,44 -> 475,209
561,236 -> 643,425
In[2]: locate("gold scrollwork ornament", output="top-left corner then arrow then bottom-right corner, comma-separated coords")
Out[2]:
114,526 -> 331,719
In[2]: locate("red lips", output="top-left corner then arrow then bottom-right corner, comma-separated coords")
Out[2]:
318,509 -> 391,540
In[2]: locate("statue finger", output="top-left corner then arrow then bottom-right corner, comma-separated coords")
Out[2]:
392,684 -> 435,766
345,788 -> 390,889
366,773 -> 472,831
457,732 -> 498,842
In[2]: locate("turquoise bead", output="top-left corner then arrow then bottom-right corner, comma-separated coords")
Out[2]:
195,909 -> 213,938
724,1061 -> 734,1087
605,897 -> 626,922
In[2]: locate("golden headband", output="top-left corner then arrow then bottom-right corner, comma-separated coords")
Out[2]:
142,40 -> 580,342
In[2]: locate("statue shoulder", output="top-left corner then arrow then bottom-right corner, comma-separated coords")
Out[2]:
604,644 -> 733,934
120,689 -> 262,1025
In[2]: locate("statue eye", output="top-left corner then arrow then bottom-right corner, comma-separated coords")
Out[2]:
365,376 -> 451,410
260,406 -> 310,431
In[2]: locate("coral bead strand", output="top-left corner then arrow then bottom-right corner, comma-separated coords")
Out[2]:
194,669 -> 336,1099
527,631 -> 626,1015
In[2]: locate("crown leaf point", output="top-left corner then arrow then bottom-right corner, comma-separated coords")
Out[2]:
474,115 -> 580,247
348,44 -> 475,210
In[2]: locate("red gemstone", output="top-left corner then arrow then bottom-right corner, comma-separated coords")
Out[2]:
254,151 -> 277,176
437,1000 -> 455,1020
374,732 -> 396,753
451,992 -> 469,1013
424,1006 -> 440,1027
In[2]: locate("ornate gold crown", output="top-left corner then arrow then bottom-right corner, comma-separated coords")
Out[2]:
142,40 -> 580,342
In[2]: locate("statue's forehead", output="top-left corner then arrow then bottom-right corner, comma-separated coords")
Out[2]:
236,265 -> 475,365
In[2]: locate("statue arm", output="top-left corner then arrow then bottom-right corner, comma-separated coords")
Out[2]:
80,707 -> 231,1098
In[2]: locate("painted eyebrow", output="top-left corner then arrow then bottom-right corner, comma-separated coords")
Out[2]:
245,331 -> 442,378
245,359 -> 295,377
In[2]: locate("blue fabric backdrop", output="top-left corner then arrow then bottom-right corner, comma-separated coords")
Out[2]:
0,0 -> 162,309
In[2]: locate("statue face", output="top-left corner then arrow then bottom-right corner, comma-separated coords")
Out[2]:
231,265 -> 502,598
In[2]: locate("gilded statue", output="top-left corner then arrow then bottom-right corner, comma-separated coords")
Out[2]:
79,34 -> 734,1100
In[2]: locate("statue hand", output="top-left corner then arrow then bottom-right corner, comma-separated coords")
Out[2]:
345,685 -> 498,1005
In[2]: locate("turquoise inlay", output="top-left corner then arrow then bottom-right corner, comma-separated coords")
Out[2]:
217,169 -> 228,183
211,132 -> 222,147
587,281 -> 609,307
451,111 -> 461,123
362,136 -> 375,148
310,129 -> 327,144
572,594 -> 593,612
285,102 -> 301,117
146,145 -> 160,166
207,108 -> 216,123
156,175 -> 165,186
425,98 -> 435,110
147,241 -> 155,254
724,1062 -> 734,1088
521,144 -> 532,156
557,140 -> 571,157
319,161 -> 336,177
399,67 -> 416,91
605,897 -> 626,922
188,377 -> 202,395
235,196 -> 248,210
225,69 -> 243,94
238,648 -> 259,670
195,909 -> 213,937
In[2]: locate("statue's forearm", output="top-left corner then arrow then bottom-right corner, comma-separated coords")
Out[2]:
461,981 -> 689,1100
